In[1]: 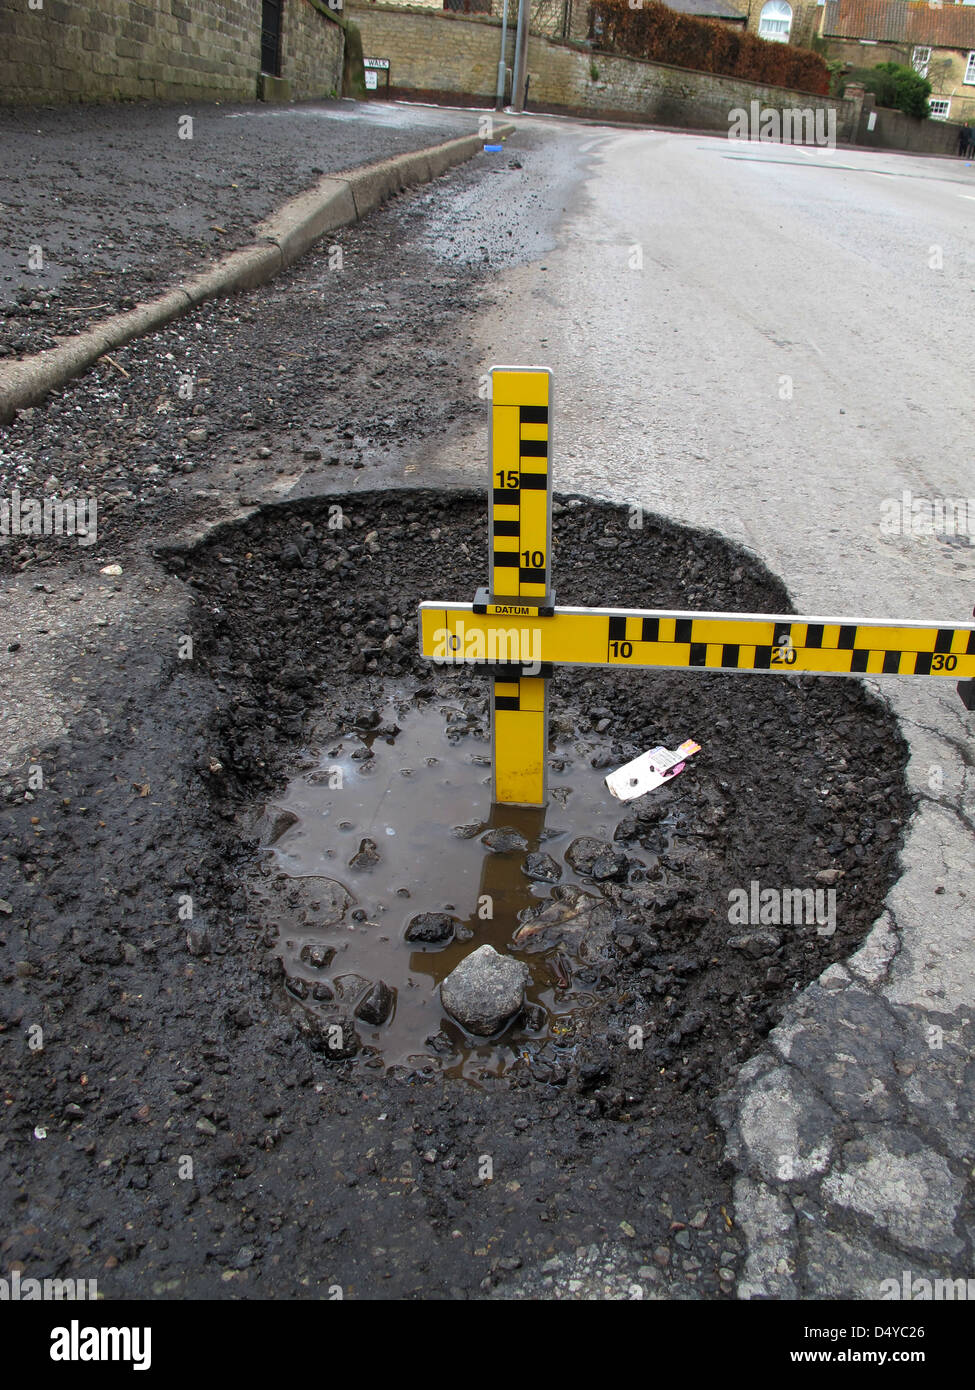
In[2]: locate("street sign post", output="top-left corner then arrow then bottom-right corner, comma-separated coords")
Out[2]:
363,58 -> 390,94
418,365 -> 975,807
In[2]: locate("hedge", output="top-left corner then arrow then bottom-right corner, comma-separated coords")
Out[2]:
591,1 -> 831,96
851,62 -> 931,118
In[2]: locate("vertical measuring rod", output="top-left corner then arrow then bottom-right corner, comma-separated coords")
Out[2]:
482,365 -> 553,806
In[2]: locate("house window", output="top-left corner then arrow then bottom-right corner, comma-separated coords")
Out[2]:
929,99 -> 951,119
965,51 -> 975,83
758,1 -> 793,42
912,46 -> 931,77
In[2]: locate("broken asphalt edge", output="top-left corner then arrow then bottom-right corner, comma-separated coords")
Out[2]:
0,126 -> 514,425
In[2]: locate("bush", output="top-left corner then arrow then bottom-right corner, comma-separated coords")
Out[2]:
591,0 -> 830,96
824,58 -> 846,100
852,62 -> 931,118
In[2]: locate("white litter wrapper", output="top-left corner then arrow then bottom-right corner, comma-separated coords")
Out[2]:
605,739 -> 701,802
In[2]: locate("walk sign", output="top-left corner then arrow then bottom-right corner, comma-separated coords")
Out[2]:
418,366 -> 975,806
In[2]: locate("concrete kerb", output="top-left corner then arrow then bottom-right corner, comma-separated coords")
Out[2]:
0,288 -> 191,423
346,151 -> 430,219
180,244 -> 283,303
0,126 -> 512,424
340,133 -> 494,220
256,180 -> 357,270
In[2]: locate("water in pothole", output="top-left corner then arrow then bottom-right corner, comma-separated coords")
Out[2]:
255,686 -> 668,1081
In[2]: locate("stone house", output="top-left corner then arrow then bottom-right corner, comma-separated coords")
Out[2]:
655,0 -> 748,26
817,0 -> 975,123
731,0 -> 827,48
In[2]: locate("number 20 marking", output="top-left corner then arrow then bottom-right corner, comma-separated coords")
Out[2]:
772,634 -> 797,665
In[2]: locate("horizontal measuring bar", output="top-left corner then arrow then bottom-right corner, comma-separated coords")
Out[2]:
418,602 -> 975,679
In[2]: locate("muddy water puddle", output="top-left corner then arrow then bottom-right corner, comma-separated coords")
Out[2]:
254,688 -> 665,1081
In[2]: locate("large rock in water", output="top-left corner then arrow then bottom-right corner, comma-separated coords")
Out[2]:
355,980 -> 395,1025
405,912 -> 459,944
565,836 -> 613,875
440,945 -> 529,1037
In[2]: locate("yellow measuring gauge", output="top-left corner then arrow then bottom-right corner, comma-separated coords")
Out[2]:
419,603 -> 975,680
417,364 -> 975,808
489,366 -> 552,607
491,673 -> 547,806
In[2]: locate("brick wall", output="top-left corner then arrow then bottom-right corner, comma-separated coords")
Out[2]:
0,0 -> 343,106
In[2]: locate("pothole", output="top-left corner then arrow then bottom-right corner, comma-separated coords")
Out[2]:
250,691 -> 684,1081
175,487 -> 912,1109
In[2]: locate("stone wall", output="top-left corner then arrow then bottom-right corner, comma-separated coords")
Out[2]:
349,3 -> 966,152
350,4 -> 852,128
528,31 -> 849,132
283,0 -> 345,100
852,92 -> 963,153
823,37 -> 907,73
0,0 -> 343,106
351,5 -> 515,99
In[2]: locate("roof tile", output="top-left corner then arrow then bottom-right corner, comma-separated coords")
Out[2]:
823,0 -> 975,47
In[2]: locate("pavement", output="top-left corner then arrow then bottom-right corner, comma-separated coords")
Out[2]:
0,98 -> 493,356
